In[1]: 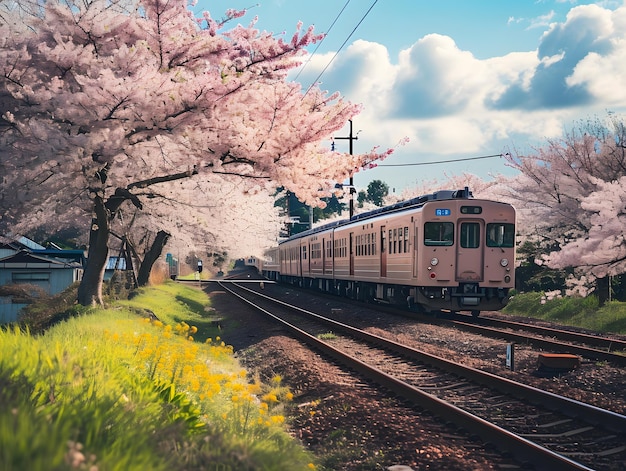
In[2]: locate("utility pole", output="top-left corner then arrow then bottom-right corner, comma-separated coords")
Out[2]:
334,119 -> 358,218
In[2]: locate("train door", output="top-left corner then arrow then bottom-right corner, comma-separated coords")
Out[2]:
349,232 -> 354,276
456,219 -> 484,281
380,225 -> 387,277
412,220 -> 419,278
322,237 -> 326,275
299,242 -> 306,277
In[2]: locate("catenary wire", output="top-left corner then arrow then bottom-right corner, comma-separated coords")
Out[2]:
293,0 -> 352,82
303,0 -> 379,97
375,153 -> 509,167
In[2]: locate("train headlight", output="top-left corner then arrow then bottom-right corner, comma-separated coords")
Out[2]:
500,258 -> 509,267
430,257 -> 439,266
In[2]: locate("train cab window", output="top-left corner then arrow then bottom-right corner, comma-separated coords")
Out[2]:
487,223 -> 515,248
460,222 -> 480,248
424,222 -> 454,246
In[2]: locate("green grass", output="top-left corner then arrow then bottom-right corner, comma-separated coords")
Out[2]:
1,281 -> 317,471
503,291 -> 626,334
317,332 -> 338,340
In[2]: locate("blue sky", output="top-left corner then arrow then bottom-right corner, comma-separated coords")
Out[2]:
195,1 -> 626,195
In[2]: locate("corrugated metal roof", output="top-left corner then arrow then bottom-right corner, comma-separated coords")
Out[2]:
0,251 -> 83,268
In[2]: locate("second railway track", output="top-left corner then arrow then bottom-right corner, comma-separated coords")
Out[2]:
219,279 -> 626,471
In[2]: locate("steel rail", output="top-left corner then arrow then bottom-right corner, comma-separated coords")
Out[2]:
230,282 -> 626,434
472,315 -> 626,352
447,319 -> 626,366
220,281 -> 607,471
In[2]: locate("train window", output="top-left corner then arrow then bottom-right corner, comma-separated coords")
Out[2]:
312,244 -> 316,259
388,229 -> 393,253
460,223 -> 480,248
424,222 -> 454,246
381,230 -> 386,253
371,233 -> 377,256
302,246 -> 307,260
487,223 -> 515,248
404,227 -> 410,252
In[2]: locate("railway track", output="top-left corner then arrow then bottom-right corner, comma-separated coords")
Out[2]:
271,281 -> 626,366
451,314 -> 626,364
219,280 -> 626,471
391,310 -> 626,367
224,277 -> 626,367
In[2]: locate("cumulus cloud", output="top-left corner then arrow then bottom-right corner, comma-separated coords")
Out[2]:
491,4 -> 617,109
291,1 -> 626,189
390,34 -> 485,119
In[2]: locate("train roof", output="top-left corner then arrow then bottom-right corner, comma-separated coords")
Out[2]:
280,187 -> 474,244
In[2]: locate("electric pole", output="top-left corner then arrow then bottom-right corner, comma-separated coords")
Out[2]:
334,119 -> 359,218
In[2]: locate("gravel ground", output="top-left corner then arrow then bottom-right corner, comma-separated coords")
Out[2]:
203,278 -> 626,470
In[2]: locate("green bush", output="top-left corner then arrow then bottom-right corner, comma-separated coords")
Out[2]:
503,291 -> 626,334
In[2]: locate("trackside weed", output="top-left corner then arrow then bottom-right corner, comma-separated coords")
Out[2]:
0,282 -> 317,470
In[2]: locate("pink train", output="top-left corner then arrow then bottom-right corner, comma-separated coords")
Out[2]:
260,188 -> 515,316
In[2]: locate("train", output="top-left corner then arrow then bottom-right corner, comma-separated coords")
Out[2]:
259,187 -> 515,316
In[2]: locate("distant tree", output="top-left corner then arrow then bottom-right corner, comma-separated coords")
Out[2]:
321,194 -> 346,217
0,0 -> 394,306
366,180 -> 389,206
357,190 -> 368,208
514,240 -> 569,293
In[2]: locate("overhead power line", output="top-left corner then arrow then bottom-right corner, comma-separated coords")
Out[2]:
303,0 -> 379,97
376,153 -> 510,167
293,0 -> 351,82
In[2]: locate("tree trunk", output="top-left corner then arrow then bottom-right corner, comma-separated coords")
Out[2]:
596,275 -> 610,306
137,230 -> 171,286
77,197 -> 110,306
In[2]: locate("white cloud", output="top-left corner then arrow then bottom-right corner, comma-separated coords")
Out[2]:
293,1 -> 626,190
528,11 -> 556,30
566,6 -> 626,105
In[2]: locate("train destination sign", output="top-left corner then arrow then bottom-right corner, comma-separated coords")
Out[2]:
435,209 -> 451,216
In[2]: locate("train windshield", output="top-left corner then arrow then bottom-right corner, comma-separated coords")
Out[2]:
486,223 -> 515,248
424,222 -> 454,246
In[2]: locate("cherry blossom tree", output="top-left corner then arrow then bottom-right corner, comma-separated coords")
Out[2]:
0,0 -> 392,306
118,176 -> 282,285
503,114 -> 626,300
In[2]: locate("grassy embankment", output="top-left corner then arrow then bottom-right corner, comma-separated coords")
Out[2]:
503,291 -> 626,334
0,281 -> 317,471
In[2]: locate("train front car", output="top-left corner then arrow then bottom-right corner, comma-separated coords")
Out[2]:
412,191 -> 515,316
